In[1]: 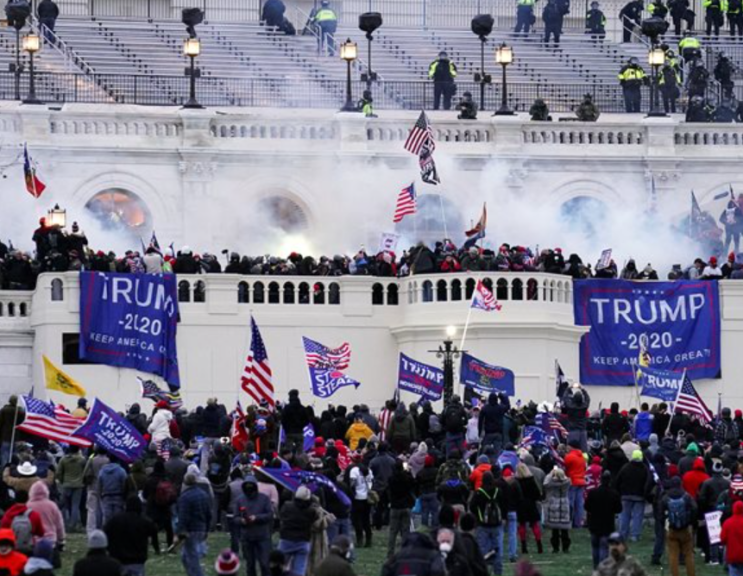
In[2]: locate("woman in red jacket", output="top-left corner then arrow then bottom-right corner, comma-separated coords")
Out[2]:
721,500 -> 743,574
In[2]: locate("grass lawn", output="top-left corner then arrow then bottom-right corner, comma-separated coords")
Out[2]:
54,527 -> 724,576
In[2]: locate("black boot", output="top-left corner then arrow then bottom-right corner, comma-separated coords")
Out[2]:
522,541 -> 528,555
537,540 -> 544,554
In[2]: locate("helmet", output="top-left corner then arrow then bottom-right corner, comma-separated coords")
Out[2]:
629,56 -> 639,65
438,50 -> 448,58
321,0 -> 329,5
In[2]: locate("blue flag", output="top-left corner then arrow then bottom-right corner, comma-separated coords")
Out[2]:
255,467 -> 351,509
398,353 -> 444,401
520,425 -> 551,449
72,398 -> 146,463
637,365 -> 684,402
303,424 -> 316,452
459,353 -> 515,396
302,337 -> 360,398
573,279 -> 721,385
79,272 -> 180,387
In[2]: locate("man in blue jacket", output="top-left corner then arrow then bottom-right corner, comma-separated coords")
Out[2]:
478,392 -> 510,453
97,458 -> 128,526
235,475 -> 274,576
178,473 -> 213,576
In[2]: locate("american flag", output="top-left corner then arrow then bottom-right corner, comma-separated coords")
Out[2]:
17,396 -> 91,447
156,438 -> 172,461
241,316 -> 275,407
302,336 -> 351,371
404,111 -> 435,155
536,411 -> 568,439
675,373 -> 713,424
139,378 -> 183,410
393,183 -> 417,223
471,279 -> 501,312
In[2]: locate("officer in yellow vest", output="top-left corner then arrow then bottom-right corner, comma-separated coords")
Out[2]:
704,0 -> 727,35
515,0 -> 537,34
618,57 -> 647,112
428,51 -> 458,110
678,31 -> 701,63
312,0 -> 338,55
658,61 -> 681,113
728,0 -> 743,35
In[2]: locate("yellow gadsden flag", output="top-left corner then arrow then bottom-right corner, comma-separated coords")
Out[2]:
43,355 -> 86,397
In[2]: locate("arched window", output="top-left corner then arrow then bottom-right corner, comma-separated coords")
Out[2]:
194,281 -> 206,303
496,278 -> 508,301
178,280 -> 191,303
85,188 -> 152,242
268,282 -> 280,304
451,279 -> 462,301
422,280 -> 433,303
238,281 -> 250,304
283,282 -> 295,304
527,278 -> 538,301
51,279 -> 64,302
512,278 -> 524,301
253,282 -> 265,304
465,278 -> 476,300
372,283 -> 384,305
436,280 -> 448,302
313,283 -> 325,305
329,283 -> 340,305
298,282 -> 310,304
387,284 -> 399,306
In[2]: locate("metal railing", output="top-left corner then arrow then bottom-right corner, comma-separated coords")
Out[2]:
0,71 -> 666,111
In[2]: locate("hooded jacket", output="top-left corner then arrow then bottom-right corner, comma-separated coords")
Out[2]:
682,458 -> 710,499
147,409 -> 173,443
478,393 -> 510,436
97,463 -> 128,499
0,529 -> 28,576
278,497 -> 319,542
0,505 -> 44,541
614,461 -> 652,500
722,501 -> 743,564
27,482 -> 65,546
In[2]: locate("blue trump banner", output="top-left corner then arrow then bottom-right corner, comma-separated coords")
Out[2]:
574,280 -> 721,386
638,365 -> 684,402
398,353 -> 444,401
459,353 -> 515,396
79,272 -> 180,387
73,399 -> 146,463
255,467 -> 351,508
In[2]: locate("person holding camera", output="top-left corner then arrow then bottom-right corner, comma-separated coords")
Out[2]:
457,92 -> 478,119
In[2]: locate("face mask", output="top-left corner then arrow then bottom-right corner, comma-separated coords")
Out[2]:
245,485 -> 258,497
439,543 -> 453,554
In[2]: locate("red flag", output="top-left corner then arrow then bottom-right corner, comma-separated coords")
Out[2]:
24,145 -> 46,198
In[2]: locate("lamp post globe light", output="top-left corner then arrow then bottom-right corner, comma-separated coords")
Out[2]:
647,47 -> 667,118
494,43 -> 514,116
183,37 -> 203,109
47,204 -> 66,228
22,32 -> 41,105
340,38 -> 358,112
431,325 -> 462,404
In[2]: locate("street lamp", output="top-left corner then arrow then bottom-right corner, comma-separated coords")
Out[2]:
430,325 -> 462,404
359,12 -> 382,90
22,32 -> 41,105
340,38 -> 358,112
494,43 -> 514,116
471,14 -> 494,111
182,37 -> 203,109
647,46 -> 667,118
47,204 -> 66,228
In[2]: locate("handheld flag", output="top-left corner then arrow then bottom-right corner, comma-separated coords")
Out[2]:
138,377 -> 184,410
637,365 -> 683,402
463,203 -> 487,249
303,424 -> 316,452
255,467 -> 351,508
72,398 -> 147,463
471,279 -> 501,312
398,353 -> 444,401
241,317 -> 275,408
555,360 -> 569,399
43,355 -> 86,397
419,144 -> 440,185
302,336 -> 360,398
17,396 -> 91,447
23,144 -> 46,199
690,191 -> 703,237
597,249 -> 612,270
404,111 -> 435,155
393,183 -> 417,223
148,231 -> 162,254
675,373 -> 713,425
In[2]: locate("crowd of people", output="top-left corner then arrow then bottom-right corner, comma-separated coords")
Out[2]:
1,214 -> 740,291
1,384 -> 743,576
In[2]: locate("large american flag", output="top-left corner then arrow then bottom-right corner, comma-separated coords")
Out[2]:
393,182 -> 417,223
404,111 -> 435,155
17,396 -> 91,447
241,316 -> 275,407
302,336 -> 351,371
675,373 -> 713,424
471,279 -> 501,312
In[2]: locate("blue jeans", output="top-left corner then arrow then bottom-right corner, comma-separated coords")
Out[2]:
101,495 -> 125,527
620,498 -> 644,541
277,540 -> 311,576
652,504 -> 665,562
729,564 -> 743,576
568,486 -> 585,528
181,531 -> 208,576
326,517 -> 351,544
506,511 -> 518,561
590,534 -> 609,568
0,442 -> 11,469
419,493 -> 440,528
243,537 -> 271,576
122,565 -> 145,576
477,525 -> 503,575
482,433 -> 503,454
61,486 -> 84,530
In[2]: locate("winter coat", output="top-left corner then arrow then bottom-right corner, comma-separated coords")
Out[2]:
72,549 -> 122,576
234,491 -> 274,540
469,464 -> 493,490
176,485 -> 212,534
27,482 -> 64,546
722,501 -> 743,564
698,475 -> 730,514
585,485 -> 623,536
564,449 -> 587,486
57,453 -> 86,488
478,393 -> 510,436
603,446 -> 629,479
543,473 -> 572,529
279,498 -> 319,542
388,469 -> 416,510
0,402 -> 23,443
561,388 -> 590,430
0,530 -> 27,576
370,452 -> 397,492
516,476 -> 542,523
104,510 -> 158,565
682,459 -> 710,499
614,462 -> 652,500
97,464 -> 127,499
148,409 -> 173,443
0,504 -> 44,543
315,550 -> 356,576
345,423 -> 373,451
387,412 -> 416,452
602,412 -> 629,444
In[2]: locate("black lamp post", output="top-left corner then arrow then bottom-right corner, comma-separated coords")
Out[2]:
359,12 -> 382,90
431,325 -> 461,404
494,42 -> 515,116
340,38 -> 358,112
471,14 -> 494,111
183,37 -> 203,109
22,32 -> 41,105
647,46 -> 667,117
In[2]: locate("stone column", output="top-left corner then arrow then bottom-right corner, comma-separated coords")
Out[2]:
178,155 -> 217,249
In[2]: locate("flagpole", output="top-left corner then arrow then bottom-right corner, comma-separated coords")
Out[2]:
459,274 -> 481,351
437,193 -> 449,241
7,399 -> 20,465
667,368 -> 686,435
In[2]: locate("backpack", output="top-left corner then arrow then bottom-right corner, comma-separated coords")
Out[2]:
155,479 -> 178,506
428,414 -> 442,435
667,494 -> 690,529
479,488 -> 502,526
11,510 -> 33,554
444,406 -> 464,434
